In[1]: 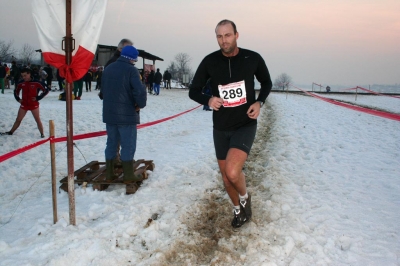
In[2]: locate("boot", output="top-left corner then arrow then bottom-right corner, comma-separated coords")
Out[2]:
106,159 -> 116,181
121,160 -> 143,183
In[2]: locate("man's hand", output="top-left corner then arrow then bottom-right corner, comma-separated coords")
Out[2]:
208,97 -> 224,111
247,101 -> 262,119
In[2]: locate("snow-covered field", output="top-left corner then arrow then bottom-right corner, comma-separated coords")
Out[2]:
0,86 -> 399,265
321,93 -> 400,114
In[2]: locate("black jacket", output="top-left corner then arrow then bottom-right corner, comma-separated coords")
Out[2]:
148,71 -> 154,83
43,66 -> 53,79
105,50 -> 121,69
154,71 -> 162,84
189,48 -> 272,131
0,65 -> 6,78
163,71 -> 171,80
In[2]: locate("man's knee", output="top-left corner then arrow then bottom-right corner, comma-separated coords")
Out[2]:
225,167 -> 242,183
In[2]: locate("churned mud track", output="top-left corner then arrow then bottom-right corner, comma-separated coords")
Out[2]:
157,100 -> 278,265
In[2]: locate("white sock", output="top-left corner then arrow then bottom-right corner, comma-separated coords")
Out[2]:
239,192 -> 248,203
233,205 -> 240,213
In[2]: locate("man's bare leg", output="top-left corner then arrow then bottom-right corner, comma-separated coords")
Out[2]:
217,148 -> 248,206
31,108 -> 44,135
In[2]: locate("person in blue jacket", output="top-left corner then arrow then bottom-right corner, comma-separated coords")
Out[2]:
102,45 -> 147,184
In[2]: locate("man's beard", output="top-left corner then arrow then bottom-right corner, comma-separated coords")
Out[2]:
220,41 -> 236,55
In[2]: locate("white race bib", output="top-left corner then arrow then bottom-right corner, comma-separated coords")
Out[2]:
218,80 -> 247,107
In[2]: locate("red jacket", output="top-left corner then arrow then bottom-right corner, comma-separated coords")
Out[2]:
14,79 -> 49,110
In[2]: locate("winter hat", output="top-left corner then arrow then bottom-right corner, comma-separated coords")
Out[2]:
121,45 -> 139,61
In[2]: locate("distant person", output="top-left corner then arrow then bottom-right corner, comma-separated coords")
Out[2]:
144,71 -> 150,93
163,70 -> 172,89
84,70 -> 92,92
0,68 -> 49,137
202,79 -> 212,111
99,38 -> 133,100
56,68 -> 65,91
147,70 -> 154,94
31,67 -> 40,80
0,63 -> 5,94
43,64 -> 53,89
39,67 -> 48,83
73,75 -> 84,100
189,19 -> 272,228
95,67 -> 103,90
326,86 -> 331,92
102,45 -> 147,186
4,64 -> 11,89
10,61 -> 21,90
153,68 -> 162,95
99,38 -> 134,163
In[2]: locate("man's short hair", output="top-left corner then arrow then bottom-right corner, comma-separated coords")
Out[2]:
117,38 -> 133,50
215,19 -> 237,34
21,67 -> 31,74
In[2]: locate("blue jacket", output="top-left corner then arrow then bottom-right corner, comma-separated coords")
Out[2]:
102,57 -> 147,125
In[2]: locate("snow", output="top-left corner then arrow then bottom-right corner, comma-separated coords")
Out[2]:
0,85 -> 399,265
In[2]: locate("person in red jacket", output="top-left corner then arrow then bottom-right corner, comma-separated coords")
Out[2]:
1,67 -> 49,137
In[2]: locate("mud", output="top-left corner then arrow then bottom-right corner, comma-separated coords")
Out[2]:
157,100 -> 278,265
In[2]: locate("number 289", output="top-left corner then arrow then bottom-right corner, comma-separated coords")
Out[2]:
222,88 -> 243,99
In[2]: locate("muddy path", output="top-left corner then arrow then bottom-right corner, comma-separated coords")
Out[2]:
155,100 -> 278,266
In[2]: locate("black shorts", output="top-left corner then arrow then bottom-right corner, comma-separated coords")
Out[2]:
213,124 -> 257,160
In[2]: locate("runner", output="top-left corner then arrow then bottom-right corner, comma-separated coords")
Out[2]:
189,19 -> 272,228
1,68 -> 49,137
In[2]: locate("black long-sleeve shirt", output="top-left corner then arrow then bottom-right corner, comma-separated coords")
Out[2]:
189,48 -> 272,131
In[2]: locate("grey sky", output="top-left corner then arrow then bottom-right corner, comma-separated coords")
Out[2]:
1,0 -> 399,87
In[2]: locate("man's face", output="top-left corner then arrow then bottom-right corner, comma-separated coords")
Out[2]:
216,23 -> 238,56
21,72 -> 31,81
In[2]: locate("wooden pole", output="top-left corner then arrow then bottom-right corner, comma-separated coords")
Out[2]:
65,0 -> 76,226
49,120 -> 58,224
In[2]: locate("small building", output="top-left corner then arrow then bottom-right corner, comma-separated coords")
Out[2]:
93,44 -> 163,73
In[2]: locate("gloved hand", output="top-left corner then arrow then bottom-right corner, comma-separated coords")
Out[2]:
98,92 -> 103,100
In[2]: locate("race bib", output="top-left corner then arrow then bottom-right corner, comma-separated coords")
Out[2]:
218,80 -> 247,107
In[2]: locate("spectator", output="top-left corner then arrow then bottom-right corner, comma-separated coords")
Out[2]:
102,45 -> 147,189
153,68 -> 162,95
73,75 -> 84,100
84,70 -> 92,92
39,67 -> 48,84
202,79 -> 212,111
43,64 -> 53,89
326,86 -> 331,92
10,61 -> 21,90
0,63 -> 5,94
99,38 -> 133,100
163,70 -> 172,89
56,68 -> 65,91
31,67 -> 40,80
4,64 -> 10,89
95,67 -> 103,90
0,68 -> 49,137
147,70 -> 154,94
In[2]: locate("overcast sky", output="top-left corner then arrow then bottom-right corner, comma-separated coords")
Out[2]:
1,0 -> 399,86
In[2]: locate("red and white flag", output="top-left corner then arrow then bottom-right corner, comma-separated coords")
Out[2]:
32,0 -> 107,83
